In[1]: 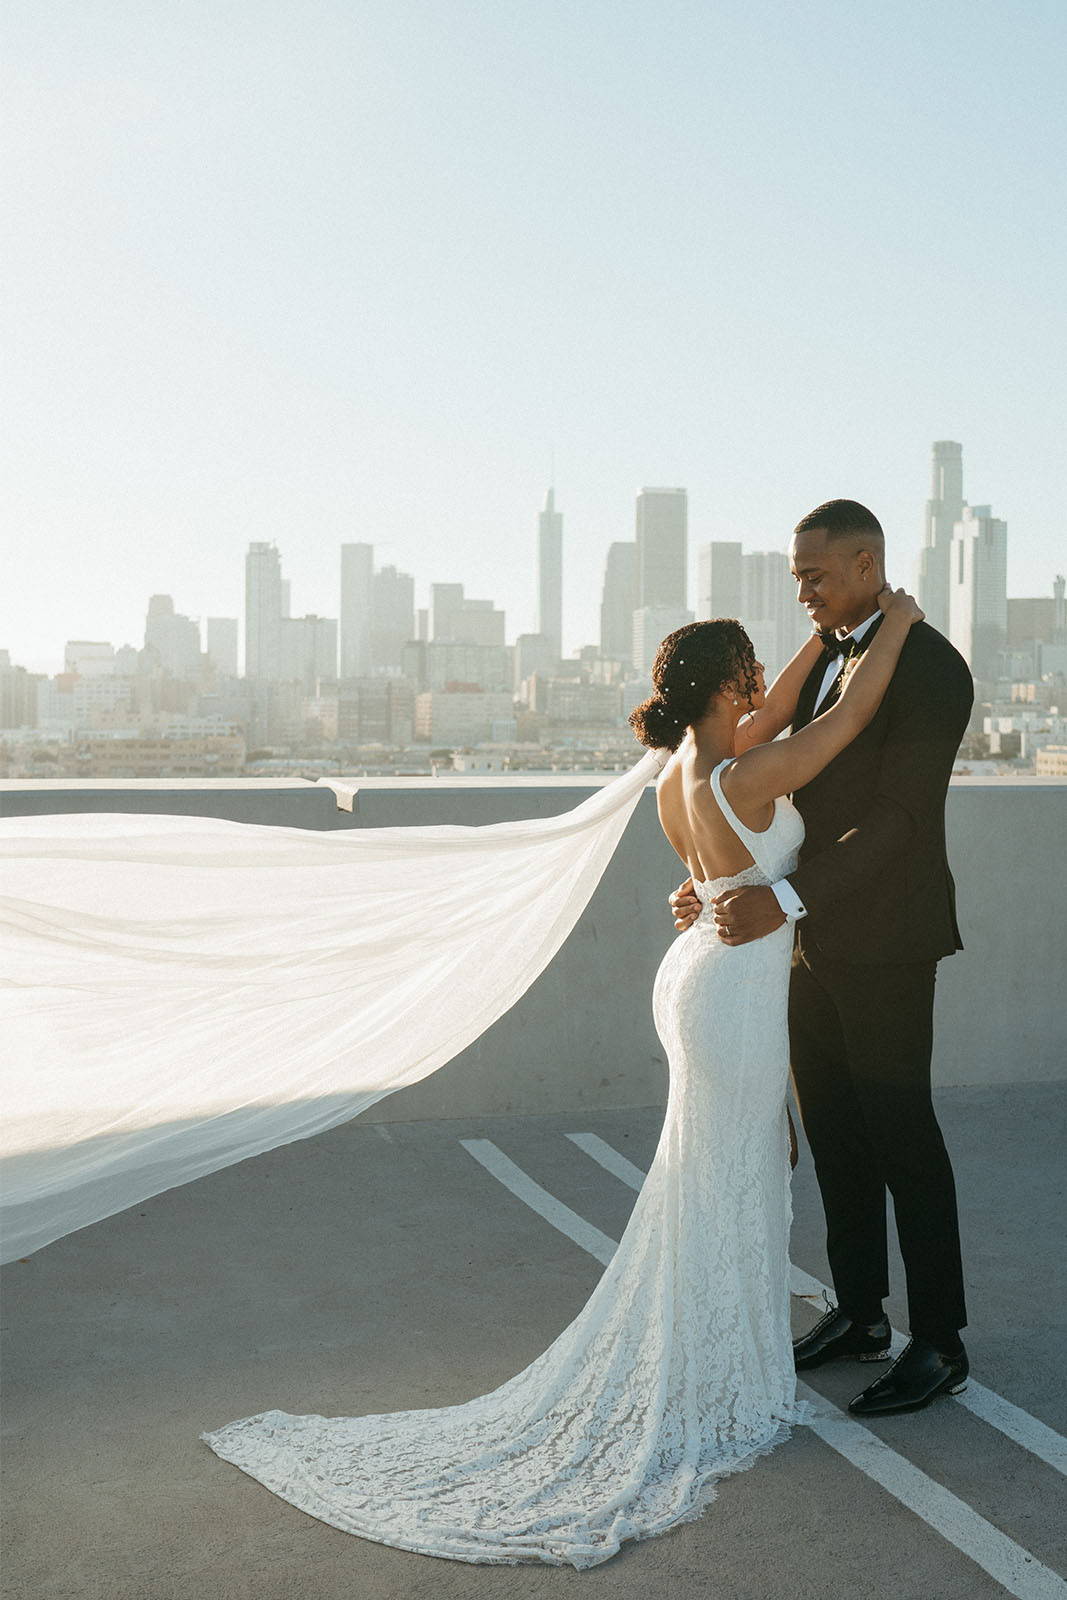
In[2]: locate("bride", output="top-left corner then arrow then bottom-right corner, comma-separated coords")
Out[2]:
196,584 -> 923,1567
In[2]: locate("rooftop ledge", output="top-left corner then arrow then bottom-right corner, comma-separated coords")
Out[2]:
3,772 -> 1065,793
2,776 -> 1064,1100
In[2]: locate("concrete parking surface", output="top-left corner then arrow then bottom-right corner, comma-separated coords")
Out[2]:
2,1081 -> 1065,1600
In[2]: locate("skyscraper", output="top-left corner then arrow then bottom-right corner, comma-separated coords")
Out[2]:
145,594 -> 201,678
538,487 -> 563,661
370,565 -> 416,670
632,604 -> 694,678
697,541 -> 743,619
431,583 -> 505,646
918,441 -> 965,635
206,618 -> 239,678
740,550 -> 809,677
599,542 -> 637,661
635,488 -> 687,610
949,504 -> 1007,679
278,614 -> 339,689
245,542 -> 284,681
340,543 -> 374,679
696,542 -> 806,676
431,582 -> 466,642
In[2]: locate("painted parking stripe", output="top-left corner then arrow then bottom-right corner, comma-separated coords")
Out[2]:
459,1137 -> 1067,1600
798,1389 -> 1067,1600
459,1139 -> 617,1266
567,1130 -> 1067,1478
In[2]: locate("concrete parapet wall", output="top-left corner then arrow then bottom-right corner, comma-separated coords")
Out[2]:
3,775 -> 1064,1111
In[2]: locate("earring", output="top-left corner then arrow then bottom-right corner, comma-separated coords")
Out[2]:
732,698 -> 738,705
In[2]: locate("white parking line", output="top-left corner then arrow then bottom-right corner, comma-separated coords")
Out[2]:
567,1130 -> 1067,1478
798,1391 -> 1067,1600
460,1136 -> 1067,1600
459,1139 -> 616,1266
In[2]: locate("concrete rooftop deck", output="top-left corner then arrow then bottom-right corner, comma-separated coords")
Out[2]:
2,1082 -> 1065,1600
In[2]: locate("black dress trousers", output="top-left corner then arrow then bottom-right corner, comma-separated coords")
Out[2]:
787,925 -> 968,1343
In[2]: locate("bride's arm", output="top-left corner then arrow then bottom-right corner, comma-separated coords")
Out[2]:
733,632 -> 825,753
723,588 -> 923,810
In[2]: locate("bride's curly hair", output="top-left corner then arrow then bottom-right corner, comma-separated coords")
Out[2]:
628,619 -> 760,753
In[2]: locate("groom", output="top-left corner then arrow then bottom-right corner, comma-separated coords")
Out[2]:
669,499 -> 974,1417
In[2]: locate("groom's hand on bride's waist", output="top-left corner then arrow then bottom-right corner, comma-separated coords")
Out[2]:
668,878 -> 702,931
710,886 -> 787,945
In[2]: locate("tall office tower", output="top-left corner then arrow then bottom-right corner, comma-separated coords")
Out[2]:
340,543 -> 374,678
736,551 -> 800,677
459,599 -> 506,646
206,618 -> 239,677
0,649 -> 39,729
632,604 -> 694,678
245,541 -> 285,680
538,487 -> 563,660
431,582 -> 466,641
1007,576 -> 1067,647
697,541 -> 744,619
278,614 -> 339,689
918,441 -> 965,635
599,542 -> 637,661
949,505 -> 1007,679
635,488 -> 687,610
431,582 -> 505,645
145,594 -> 202,678
416,607 -> 429,642
370,564 -> 416,670
513,632 -> 559,694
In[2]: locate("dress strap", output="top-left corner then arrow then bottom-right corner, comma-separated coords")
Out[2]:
709,758 -> 775,876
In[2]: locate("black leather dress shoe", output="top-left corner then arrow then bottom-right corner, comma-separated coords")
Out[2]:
793,1305 -> 892,1370
848,1336 -> 968,1416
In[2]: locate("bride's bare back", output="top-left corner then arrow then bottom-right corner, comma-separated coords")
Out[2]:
655,732 -> 775,884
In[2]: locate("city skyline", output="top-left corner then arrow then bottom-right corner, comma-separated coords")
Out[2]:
8,452 -> 1064,680
5,441 -> 1065,775
4,3 -> 1065,674
8,459 -> 1063,683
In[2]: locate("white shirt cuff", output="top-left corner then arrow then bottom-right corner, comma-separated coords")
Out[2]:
771,877 -> 807,921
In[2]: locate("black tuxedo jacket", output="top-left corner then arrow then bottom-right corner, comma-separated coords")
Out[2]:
784,616 -> 974,965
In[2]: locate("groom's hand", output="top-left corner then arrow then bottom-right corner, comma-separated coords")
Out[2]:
711,885 -> 786,945
668,877 -> 702,931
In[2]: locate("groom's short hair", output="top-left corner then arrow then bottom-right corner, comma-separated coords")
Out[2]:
794,499 -> 884,545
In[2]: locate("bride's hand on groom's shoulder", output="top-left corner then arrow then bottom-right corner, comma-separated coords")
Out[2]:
669,878 -> 701,931
877,584 -> 925,625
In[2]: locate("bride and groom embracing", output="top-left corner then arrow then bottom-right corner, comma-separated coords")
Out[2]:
200,496 -> 975,1567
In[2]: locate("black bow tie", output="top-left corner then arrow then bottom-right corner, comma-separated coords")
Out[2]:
817,629 -> 862,659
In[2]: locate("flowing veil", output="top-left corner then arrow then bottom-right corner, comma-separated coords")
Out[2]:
0,746 -> 670,1263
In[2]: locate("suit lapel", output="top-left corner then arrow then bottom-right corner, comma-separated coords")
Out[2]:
793,658 -> 826,732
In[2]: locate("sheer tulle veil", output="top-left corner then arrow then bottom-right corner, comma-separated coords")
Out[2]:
0,745 -> 670,1262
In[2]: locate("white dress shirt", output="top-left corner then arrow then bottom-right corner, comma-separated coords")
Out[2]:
770,609 -> 882,922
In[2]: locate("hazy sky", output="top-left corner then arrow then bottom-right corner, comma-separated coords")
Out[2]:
4,0 -> 1065,673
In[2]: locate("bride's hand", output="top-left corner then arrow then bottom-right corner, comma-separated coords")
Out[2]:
876,584 -> 924,626
669,877 -> 702,931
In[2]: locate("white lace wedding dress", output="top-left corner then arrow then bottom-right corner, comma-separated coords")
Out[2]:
199,757 -> 811,1567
